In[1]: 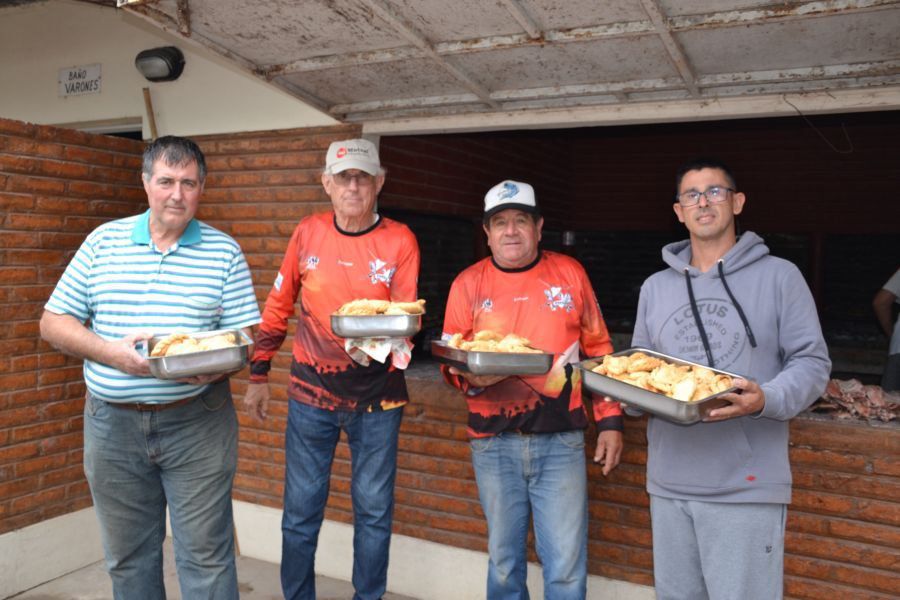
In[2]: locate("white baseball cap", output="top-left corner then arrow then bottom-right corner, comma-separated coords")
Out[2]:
484,180 -> 539,219
325,139 -> 381,175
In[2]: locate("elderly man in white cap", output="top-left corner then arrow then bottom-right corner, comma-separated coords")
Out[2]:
245,139 -> 420,600
441,180 -> 623,599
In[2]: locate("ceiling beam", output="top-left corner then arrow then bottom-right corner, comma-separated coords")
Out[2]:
499,0 -> 542,39
640,0 -> 699,97
175,0 -> 190,37
359,0 -> 500,108
361,86 -> 900,136
698,60 -> 900,88
670,0 -> 897,30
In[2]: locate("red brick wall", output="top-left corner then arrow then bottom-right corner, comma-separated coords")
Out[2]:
0,117 -> 145,533
3,117 -> 898,599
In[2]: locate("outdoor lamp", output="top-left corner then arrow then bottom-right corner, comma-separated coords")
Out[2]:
134,46 -> 185,82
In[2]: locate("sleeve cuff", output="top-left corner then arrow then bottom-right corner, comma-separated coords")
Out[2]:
596,415 -> 624,433
250,360 -> 271,382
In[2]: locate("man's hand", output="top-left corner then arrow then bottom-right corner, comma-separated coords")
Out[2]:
106,332 -> 154,377
448,366 -> 506,389
593,429 -> 623,476
704,377 -> 765,421
243,382 -> 270,422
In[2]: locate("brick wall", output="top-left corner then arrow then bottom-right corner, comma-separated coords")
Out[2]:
0,117 -> 145,533
3,117 -> 898,598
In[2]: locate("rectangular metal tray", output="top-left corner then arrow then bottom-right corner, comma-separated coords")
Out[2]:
577,347 -> 741,425
431,340 -> 553,376
145,329 -> 252,380
331,314 -> 422,338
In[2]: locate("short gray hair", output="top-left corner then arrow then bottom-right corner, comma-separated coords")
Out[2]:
142,136 -> 207,182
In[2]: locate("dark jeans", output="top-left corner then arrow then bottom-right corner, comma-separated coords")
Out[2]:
281,400 -> 404,600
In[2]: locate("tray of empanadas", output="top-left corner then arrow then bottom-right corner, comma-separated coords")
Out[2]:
144,329 -> 252,380
578,348 -> 741,424
331,298 -> 425,338
431,331 -> 553,375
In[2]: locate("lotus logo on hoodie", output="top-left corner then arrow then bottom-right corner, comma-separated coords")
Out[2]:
662,297 -> 747,369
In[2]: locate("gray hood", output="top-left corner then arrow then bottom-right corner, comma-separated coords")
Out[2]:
662,231 -> 770,278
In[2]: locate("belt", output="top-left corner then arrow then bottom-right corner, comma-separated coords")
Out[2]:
107,395 -> 197,412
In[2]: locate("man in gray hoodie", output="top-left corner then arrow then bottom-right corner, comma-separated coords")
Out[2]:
631,158 -> 831,600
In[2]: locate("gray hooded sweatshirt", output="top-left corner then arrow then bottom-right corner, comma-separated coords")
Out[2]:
632,231 -> 831,504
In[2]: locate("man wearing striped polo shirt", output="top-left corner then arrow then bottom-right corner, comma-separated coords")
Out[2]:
40,136 -> 260,600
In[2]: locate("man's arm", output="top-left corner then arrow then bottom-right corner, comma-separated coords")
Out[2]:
39,310 -> 152,377
873,288 -> 897,338
753,266 -> 831,421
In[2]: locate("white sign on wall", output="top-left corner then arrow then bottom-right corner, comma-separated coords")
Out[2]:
58,64 -> 102,97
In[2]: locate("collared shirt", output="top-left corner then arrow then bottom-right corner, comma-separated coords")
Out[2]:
45,209 -> 261,402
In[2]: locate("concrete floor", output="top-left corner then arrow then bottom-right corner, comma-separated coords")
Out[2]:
9,538 -> 417,600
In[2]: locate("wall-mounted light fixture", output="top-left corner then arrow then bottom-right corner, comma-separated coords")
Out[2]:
134,46 -> 185,82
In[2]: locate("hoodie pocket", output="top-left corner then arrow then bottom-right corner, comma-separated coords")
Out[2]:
649,418 -> 753,491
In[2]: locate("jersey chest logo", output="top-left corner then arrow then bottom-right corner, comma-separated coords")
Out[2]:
369,258 -> 396,286
544,286 -> 574,312
480,298 -> 494,313
306,255 -> 319,270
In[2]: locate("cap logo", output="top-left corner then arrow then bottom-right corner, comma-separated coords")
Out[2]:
336,147 -> 347,159
498,182 -> 519,202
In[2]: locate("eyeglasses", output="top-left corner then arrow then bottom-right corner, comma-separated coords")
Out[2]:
676,186 -> 734,207
331,171 -> 375,187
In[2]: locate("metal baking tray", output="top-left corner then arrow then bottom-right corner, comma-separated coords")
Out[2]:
331,314 -> 422,338
577,347 -> 741,425
144,329 -> 252,380
431,340 -> 553,376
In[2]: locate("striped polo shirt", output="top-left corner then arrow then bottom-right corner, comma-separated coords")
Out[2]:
45,209 -> 261,403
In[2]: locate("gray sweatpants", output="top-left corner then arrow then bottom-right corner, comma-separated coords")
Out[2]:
650,495 -> 786,600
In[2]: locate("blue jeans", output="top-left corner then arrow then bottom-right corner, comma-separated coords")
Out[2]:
470,430 -> 588,600
83,381 -> 238,600
281,400 -> 404,600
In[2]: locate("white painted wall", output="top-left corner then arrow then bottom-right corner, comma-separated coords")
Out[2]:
0,0 -> 337,139
0,508 -> 104,598
232,500 -> 657,600
0,502 -> 655,599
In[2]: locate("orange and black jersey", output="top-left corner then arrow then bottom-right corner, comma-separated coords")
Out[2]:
442,250 -> 622,437
250,212 -> 420,412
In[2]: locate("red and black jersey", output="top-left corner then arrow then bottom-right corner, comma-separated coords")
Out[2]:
251,212 -> 420,412
442,251 -> 622,437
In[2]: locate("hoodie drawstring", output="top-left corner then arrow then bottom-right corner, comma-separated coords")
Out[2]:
717,260 -> 758,349
683,262 -> 759,368
684,269 -> 716,367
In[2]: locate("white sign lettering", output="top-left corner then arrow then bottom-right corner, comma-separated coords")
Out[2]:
58,64 -> 102,97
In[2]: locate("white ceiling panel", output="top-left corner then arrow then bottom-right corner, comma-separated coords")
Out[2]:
63,0 -> 900,127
